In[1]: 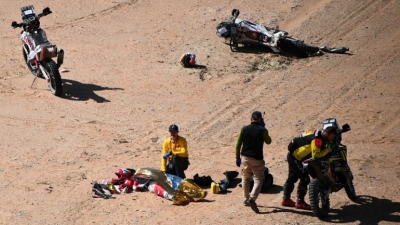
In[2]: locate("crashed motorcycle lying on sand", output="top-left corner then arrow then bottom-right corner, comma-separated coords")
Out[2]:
216,9 -> 349,57
303,118 -> 357,219
11,5 -> 64,97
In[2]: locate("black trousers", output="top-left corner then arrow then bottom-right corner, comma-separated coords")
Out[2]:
166,155 -> 190,179
282,152 -> 310,201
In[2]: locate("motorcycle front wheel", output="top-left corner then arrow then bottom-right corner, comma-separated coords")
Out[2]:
344,180 -> 357,201
22,45 -> 40,77
229,38 -> 239,52
42,58 -> 63,97
309,178 -> 330,219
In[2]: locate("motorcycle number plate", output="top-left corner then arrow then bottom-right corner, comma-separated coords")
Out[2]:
23,9 -> 34,15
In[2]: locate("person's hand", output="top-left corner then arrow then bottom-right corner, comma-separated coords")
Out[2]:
163,152 -> 172,159
236,158 -> 241,167
259,119 -> 266,128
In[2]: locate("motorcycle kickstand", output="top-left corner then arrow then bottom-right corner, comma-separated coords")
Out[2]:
30,76 -> 38,88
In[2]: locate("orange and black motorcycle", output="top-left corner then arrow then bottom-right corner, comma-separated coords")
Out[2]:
303,118 -> 357,219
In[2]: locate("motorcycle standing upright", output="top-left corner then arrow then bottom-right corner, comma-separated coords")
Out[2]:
303,118 -> 357,219
11,5 -> 64,97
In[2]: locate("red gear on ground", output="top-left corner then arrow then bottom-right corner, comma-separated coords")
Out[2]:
111,168 -> 134,184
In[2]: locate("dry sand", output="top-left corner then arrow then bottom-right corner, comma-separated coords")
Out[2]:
0,0 -> 399,224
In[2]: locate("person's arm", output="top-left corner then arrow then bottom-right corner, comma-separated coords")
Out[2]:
311,139 -> 331,159
161,139 -> 169,172
235,129 -> 243,159
172,137 -> 188,157
263,129 -> 272,144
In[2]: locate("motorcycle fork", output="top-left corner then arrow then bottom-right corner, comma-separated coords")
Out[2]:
230,26 -> 238,46
34,58 -> 40,69
38,64 -> 50,81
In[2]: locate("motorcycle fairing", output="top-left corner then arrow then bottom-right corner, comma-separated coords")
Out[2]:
233,18 -> 285,52
235,18 -> 270,38
21,29 -> 56,62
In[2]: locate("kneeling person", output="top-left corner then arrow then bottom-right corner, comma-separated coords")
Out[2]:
161,124 -> 190,179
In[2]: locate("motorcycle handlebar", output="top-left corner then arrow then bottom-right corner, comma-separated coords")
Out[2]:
231,9 -> 240,22
341,123 -> 351,133
38,7 -> 52,18
11,21 -> 24,28
11,7 -> 52,29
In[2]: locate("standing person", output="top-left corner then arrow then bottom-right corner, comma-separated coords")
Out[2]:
235,111 -> 272,214
281,127 -> 337,210
161,124 -> 189,179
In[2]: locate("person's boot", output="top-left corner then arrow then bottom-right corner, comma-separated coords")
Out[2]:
281,198 -> 296,207
282,182 -> 295,206
245,198 -> 259,213
295,200 -> 311,210
296,186 -> 310,209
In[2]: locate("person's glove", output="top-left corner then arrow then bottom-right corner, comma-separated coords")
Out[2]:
163,152 -> 172,159
236,158 -> 241,167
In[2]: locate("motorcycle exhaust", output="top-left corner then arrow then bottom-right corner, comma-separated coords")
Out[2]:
57,49 -> 64,66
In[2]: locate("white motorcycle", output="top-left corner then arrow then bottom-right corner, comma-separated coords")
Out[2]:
11,5 -> 64,97
216,9 -> 349,57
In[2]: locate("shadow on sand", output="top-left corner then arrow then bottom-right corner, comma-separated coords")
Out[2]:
61,79 -> 123,103
223,42 -> 353,58
327,195 -> 400,224
267,195 -> 400,224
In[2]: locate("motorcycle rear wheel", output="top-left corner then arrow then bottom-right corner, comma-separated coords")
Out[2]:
309,178 -> 330,219
43,58 -> 63,97
278,39 -> 320,58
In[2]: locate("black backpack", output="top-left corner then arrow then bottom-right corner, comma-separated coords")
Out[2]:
193,173 -> 214,187
249,167 -> 274,193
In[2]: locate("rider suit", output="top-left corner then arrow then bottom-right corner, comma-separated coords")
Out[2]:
283,130 -> 332,204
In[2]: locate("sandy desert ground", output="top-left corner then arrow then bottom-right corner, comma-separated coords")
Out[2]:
0,0 -> 399,224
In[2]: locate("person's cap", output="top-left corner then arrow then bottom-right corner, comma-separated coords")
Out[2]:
251,111 -> 263,120
169,124 -> 179,132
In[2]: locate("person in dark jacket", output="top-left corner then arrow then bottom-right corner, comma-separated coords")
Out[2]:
235,111 -> 272,213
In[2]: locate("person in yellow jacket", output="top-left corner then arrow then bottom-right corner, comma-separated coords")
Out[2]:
281,126 -> 337,210
161,124 -> 189,179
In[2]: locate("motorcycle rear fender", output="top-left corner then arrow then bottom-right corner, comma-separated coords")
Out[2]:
39,45 -> 57,61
